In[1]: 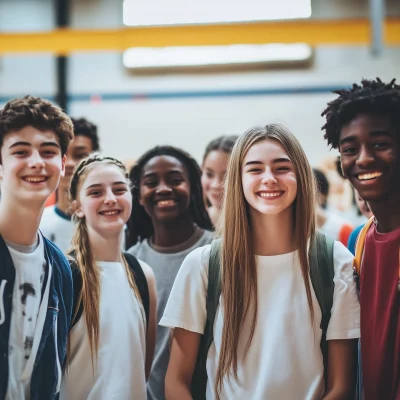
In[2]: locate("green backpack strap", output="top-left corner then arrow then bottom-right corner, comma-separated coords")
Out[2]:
191,240 -> 222,400
309,232 -> 335,383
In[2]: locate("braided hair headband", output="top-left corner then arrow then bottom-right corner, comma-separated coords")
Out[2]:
69,154 -> 128,201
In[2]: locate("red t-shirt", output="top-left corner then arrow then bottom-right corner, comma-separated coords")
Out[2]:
360,224 -> 400,400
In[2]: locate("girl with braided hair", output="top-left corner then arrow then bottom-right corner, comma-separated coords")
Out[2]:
61,155 -> 157,400
126,145 -> 213,400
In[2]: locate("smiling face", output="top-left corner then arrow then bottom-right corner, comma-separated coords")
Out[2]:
242,139 -> 297,218
0,125 -> 65,205
139,155 -> 191,223
339,113 -> 400,203
75,163 -> 131,236
59,135 -> 94,192
201,150 -> 230,209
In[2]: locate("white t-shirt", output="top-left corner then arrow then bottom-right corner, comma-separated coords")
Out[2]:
6,234 -> 50,400
61,260 -> 148,400
40,206 -> 74,254
319,211 -> 353,242
160,241 -> 360,400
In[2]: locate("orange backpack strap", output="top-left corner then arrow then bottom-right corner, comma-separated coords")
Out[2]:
353,217 -> 375,277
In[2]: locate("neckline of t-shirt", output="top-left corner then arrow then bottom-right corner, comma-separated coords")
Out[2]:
54,206 -> 72,221
149,226 -> 204,254
372,221 -> 400,242
5,233 -> 41,254
97,260 -> 124,267
256,249 -> 298,262
144,230 -> 210,257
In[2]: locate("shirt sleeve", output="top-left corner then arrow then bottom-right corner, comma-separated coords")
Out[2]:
159,245 -> 210,334
326,241 -> 360,340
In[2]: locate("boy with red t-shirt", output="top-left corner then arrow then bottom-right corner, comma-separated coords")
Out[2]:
322,78 -> 400,400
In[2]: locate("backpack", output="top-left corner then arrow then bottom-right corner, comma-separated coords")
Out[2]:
191,232 -> 335,400
353,217 -> 375,283
352,217 -> 374,400
69,252 -> 150,329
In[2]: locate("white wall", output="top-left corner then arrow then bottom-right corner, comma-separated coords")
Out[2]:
0,0 -> 399,166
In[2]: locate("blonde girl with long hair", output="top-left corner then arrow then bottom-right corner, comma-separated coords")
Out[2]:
61,155 -> 157,400
160,125 -> 360,399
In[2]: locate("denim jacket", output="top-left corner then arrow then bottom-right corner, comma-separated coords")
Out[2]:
0,234 -> 73,400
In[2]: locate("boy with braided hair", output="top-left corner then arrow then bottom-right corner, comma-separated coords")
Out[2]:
0,96 -> 74,399
321,78 -> 400,400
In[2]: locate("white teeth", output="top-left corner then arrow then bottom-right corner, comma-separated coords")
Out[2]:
101,210 -> 119,216
23,176 -> 47,182
358,172 -> 382,181
259,192 -> 282,198
158,200 -> 175,206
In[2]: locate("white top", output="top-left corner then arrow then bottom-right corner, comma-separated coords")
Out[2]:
6,234 -> 52,400
61,260 -> 148,400
40,206 -> 74,254
160,241 -> 360,400
319,211 -> 352,242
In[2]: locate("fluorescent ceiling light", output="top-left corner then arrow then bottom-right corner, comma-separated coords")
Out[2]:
123,0 -> 311,26
123,44 -> 312,69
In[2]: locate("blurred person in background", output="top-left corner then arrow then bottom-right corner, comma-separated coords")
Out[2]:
313,168 -> 354,246
319,155 -> 354,214
201,135 -> 238,227
347,190 -> 373,255
40,117 -> 100,253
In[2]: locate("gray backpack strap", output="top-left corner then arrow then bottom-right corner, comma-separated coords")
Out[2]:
309,232 -> 335,383
191,240 -> 222,400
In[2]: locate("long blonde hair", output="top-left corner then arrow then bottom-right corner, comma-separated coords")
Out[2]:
215,124 -> 317,396
68,155 -> 142,366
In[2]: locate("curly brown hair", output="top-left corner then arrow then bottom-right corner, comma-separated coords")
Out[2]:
0,95 -> 74,156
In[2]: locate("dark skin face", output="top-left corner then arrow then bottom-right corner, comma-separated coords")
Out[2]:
339,113 -> 400,232
139,155 -> 192,224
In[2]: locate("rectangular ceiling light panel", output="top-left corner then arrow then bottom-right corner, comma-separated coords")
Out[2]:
123,0 -> 311,26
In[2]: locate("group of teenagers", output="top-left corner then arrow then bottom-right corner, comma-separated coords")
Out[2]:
0,76 -> 398,400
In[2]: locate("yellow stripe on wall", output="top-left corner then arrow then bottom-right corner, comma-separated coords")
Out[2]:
0,18 -> 399,55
